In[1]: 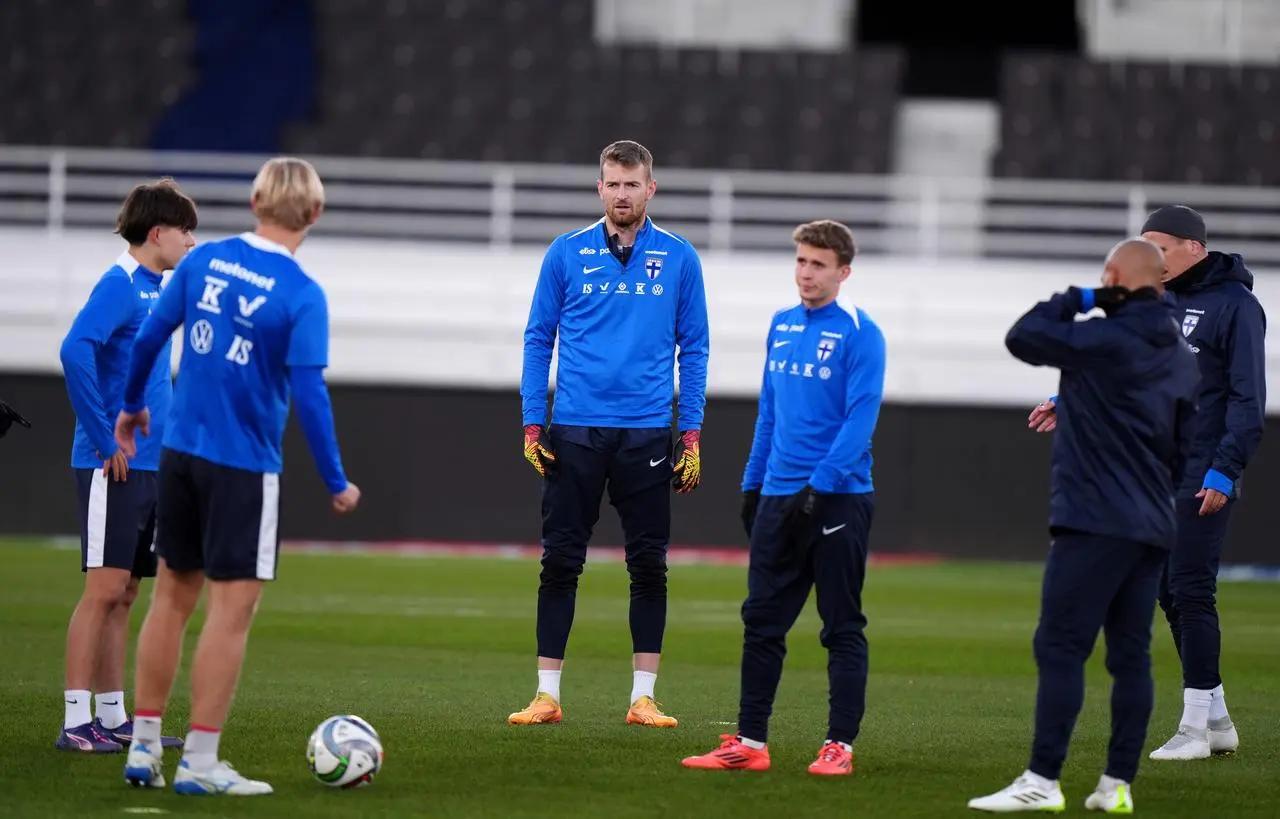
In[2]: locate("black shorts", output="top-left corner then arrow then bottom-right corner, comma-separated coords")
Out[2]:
74,468 -> 158,577
156,448 -> 282,581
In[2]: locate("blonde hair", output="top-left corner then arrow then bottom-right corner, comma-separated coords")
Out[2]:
251,157 -> 324,232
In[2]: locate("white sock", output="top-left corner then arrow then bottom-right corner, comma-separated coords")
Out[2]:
537,670 -> 561,702
182,727 -> 221,771
63,689 -> 92,730
95,691 -> 128,730
1181,688 -> 1212,731
1208,684 -> 1230,721
824,740 -> 853,753
630,670 -> 657,704
133,714 -> 162,748
738,736 -> 766,749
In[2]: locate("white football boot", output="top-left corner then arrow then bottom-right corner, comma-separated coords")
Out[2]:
172,758 -> 273,795
123,739 -> 165,789
1084,775 -> 1134,814
1207,717 -> 1239,755
968,771 -> 1066,812
1149,726 -> 1211,761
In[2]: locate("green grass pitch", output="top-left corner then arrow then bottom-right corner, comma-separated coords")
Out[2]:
4,539 -> 1278,818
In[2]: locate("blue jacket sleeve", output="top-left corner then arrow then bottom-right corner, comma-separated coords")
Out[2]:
675,247 -> 710,431
123,265 -> 188,413
60,275 -> 136,456
1004,288 -> 1113,370
1208,298 -> 1267,484
520,239 -> 565,426
290,366 -> 348,494
809,318 -> 887,493
741,320 -> 778,491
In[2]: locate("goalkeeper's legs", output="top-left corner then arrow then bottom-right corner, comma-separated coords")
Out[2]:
512,427 -> 608,725
812,493 -> 873,750
737,495 -> 814,745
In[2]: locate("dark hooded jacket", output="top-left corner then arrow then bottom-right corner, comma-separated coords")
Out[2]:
1006,287 -> 1200,549
1165,251 -> 1268,498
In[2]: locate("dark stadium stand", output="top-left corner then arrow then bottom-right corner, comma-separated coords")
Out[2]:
994,52 -> 1280,186
280,0 -> 905,174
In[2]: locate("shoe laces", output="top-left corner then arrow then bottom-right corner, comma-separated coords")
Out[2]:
818,742 -> 847,763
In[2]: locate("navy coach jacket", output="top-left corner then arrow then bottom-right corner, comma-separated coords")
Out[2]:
1006,288 -> 1200,550
1166,251 -> 1267,499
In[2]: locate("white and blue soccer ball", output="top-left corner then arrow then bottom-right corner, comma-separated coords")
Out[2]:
306,714 -> 384,788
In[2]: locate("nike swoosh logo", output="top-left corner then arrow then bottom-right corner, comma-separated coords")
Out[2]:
822,524 -> 846,535
773,340 -> 790,348
100,700 -> 119,706
583,265 -> 604,274
650,457 -> 666,467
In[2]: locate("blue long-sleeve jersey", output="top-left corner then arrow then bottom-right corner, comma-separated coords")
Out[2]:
122,232 -> 348,493
60,252 -> 173,470
521,216 -> 710,430
742,301 -> 887,496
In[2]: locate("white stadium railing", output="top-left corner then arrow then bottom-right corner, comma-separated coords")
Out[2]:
2,144 -> 1280,266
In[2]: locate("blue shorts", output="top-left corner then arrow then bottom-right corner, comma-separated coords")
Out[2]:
156,448 -> 282,581
73,468 -> 158,577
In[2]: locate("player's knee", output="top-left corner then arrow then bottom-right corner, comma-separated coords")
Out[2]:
741,598 -> 787,638
539,546 -> 586,588
1032,628 -> 1088,666
82,569 -> 132,608
626,547 -> 668,595
1105,647 -> 1150,678
119,578 -> 142,609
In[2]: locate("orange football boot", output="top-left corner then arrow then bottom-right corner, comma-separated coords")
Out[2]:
808,741 -> 855,776
507,693 -> 562,725
681,734 -> 771,771
626,695 -> 679,728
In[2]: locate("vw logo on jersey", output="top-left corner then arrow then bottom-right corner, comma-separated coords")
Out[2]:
817,337 -> 837,361
1182,313 -> 1200,337
644,257 -> 663,280
190,319 -> 215,355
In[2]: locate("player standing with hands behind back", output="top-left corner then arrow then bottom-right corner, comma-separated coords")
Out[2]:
513,140 -> 710,728
114,157 -> 359,796
682,220 -> 885,776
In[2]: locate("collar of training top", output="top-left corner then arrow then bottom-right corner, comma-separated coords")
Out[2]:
802,300 -> 844,319
601,217 -> 651,266
1166,255 -> 1212,294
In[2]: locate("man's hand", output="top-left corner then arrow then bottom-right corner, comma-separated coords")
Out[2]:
1197,469 -> 1233,516
1028,398 -> 1057,433
523,424 -> 557,477
671,430 -> 702,494
0,399 -> 31,439
114,408 -> 151,459
103,451 -> 129,482
784,484 -> 821,540
1196,488 -> 1228,516
1092,286 -> 1131,315
740,488 -> 760,537
333,482 -> 361,514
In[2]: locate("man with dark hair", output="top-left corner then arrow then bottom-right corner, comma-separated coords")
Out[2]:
970,238 -> 1200,813
513,139 -> 710,728
1026,206 -> 1267,762
682,219 -> 884,775
55,178 -> 197,753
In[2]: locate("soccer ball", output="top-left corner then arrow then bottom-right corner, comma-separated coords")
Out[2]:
306,715 -> 384,788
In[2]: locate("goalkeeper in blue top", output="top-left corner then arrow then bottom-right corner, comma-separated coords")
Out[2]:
682,220 -> 886,775
113,157 -> 359,796
512,140 -> 710,728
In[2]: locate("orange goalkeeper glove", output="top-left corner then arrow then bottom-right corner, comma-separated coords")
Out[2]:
671,430 -> 702,494
523,424 -> 557,477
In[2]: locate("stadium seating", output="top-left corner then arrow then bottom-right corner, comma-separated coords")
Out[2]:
0,0 -> 192,149
994,52 -> 1280,186
281,0 -> 905,174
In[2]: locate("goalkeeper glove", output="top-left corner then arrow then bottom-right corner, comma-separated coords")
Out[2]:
671,430 -> 702,494
784,484 -> 821,542
522,424 -> 557,477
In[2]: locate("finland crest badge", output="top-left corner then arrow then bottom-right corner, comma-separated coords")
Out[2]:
1182,313 -> 1200,337
644,257 -> 663,280
817,337 -> 837,361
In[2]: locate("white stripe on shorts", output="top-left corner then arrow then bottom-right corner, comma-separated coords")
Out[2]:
256,473 -> 280,580
85,469 -> 109,569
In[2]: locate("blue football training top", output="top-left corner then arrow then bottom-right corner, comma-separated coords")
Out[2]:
60,251 -> 173,471
742,300 -> 887,496
521,216 -> 711,430
123,232 -> 332,476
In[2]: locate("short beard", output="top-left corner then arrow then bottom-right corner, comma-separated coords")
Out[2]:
608,202 -> 645,231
